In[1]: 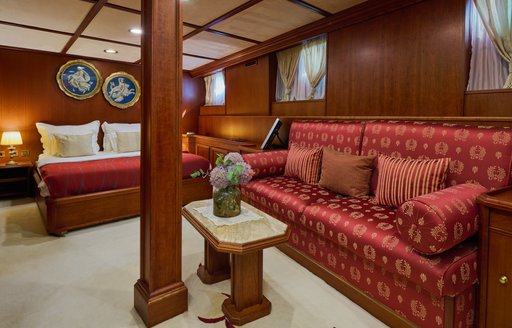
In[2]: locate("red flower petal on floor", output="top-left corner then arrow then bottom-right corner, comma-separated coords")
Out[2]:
198,315 -> 226,324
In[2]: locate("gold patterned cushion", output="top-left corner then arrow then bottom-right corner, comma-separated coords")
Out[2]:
116,131 -> 140,152
53,133 -> 95,157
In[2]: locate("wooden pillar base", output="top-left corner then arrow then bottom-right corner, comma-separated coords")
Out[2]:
197,241 -> 230,284
222,296 -> 271,326
134,279 -> 188,327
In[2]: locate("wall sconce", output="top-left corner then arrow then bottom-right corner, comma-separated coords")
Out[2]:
1,131 -> 23,165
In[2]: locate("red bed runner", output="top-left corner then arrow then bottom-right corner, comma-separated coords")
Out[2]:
40,153 -> 209,198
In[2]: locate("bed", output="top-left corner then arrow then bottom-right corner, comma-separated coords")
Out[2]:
34,151 -> 212,235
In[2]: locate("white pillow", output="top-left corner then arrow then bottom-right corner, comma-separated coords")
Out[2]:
101,122 -> 140,152
36,121 -> 100,155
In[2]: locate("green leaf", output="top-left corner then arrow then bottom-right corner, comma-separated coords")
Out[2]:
190,168 -> 205,178
215,153 -> 225,166
226,164 -> 243,185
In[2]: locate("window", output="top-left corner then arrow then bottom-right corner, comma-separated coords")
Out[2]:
275,35 -> 326,101
467,1 -> 508,90
204,71 -> 225,105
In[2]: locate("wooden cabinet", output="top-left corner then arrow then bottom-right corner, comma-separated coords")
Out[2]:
477,187 -> 512,328
0,162 -> 33,198
182,134 -> 257,164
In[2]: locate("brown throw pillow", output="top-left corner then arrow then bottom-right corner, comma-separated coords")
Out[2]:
318,147 -> 374,197
284,143 -> 323,184
116,131 -> 140,152
53,133 -> 95,157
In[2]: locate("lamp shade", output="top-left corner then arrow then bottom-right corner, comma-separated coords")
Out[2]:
1,131 -> 23,146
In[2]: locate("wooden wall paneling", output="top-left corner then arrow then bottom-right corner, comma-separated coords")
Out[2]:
134,0 -> 187,327
0,47 -> 141,163
464,90 -> 512,117
272,100 -> 326,116
182,71 -> 205,134
225,56 -> 270,116
199,116 -> 292,145
200,105 -> 226,115
326,0 -> 467,117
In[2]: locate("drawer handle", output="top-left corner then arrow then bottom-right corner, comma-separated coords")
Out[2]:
499,276 -> 508,285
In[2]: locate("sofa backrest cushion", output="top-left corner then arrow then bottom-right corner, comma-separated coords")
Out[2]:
361,122 -> 512,190
288,121 -> 365,155
396,183 -> 487,255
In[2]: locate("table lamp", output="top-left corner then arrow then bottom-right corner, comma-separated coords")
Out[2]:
1,131 -> 23,165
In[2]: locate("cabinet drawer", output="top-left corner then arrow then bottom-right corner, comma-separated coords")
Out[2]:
486,231 -> 512,328
490,211 -> 512,234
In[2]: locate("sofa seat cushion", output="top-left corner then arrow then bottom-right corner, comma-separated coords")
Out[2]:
241,176 -> 337,223
287,221 -> 476,328
301,197 -> 478,297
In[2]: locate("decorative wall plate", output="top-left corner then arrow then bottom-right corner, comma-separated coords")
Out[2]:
102,72 -> 141,109
56,60 -> 102,100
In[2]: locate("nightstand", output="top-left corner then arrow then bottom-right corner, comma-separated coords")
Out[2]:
477,186 -> 512,328
0,162 -> 33,198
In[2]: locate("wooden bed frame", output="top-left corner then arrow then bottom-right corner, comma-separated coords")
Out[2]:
35,173 -> 212,235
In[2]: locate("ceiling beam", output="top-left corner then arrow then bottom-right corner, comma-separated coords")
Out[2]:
183,22 -> 260,44
183,53 -> 217,61
189,0 -> 426,77
80,0 -> 141,14
61,0 -> 108,54
0,20 -> 73,36
183,0 -> 263,40
287,0 -> 331,17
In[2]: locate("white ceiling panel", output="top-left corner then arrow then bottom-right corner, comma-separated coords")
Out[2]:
212,0 -> 324,42
108,0 -> 141,11
182,0 -> 247,26
183,32 -> 254,59
0,0 -> 92,33
83,7 -> 141,45
183,55 -> 214,71
306,0 -> 367,14
0,25 -> 70,52
67,38 -> 140,62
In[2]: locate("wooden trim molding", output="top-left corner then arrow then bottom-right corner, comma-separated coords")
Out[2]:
287,0 -> 332,17
134,0 -> 187,327
189,0 -> 426,77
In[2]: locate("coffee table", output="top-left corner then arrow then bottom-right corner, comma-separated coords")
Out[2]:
182,199 -> 290,325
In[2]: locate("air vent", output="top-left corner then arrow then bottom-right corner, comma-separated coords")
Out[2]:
245,59 -> 258,67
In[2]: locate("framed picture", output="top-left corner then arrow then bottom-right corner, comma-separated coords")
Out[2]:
56,60 -> 102,100
102,72 -> 141,109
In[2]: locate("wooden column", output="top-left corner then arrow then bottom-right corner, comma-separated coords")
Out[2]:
134,1 -> 187,327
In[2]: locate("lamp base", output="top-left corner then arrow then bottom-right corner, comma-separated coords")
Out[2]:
5,160 -> 17,166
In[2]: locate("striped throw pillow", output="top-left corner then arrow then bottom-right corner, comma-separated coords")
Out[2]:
375,154 -> 450,207
284,143 -> 323,184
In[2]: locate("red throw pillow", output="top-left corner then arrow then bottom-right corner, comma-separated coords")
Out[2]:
284,143 -> 322,184
396,183 -> 487,254
375,154 -> 450,207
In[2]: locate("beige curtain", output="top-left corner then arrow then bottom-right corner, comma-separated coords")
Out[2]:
204,74 -> 214,105
276,45 -> 301,101
303,36 -> 327,99
474,0 -> 512,88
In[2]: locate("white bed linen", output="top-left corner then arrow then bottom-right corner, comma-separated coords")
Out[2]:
36,151 -> 140,197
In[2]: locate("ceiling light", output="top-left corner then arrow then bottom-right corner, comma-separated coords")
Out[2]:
104,49 -> 118,54
129,28 -> 143,35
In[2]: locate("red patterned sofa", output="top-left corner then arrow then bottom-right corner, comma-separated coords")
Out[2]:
241,120 -> 512,328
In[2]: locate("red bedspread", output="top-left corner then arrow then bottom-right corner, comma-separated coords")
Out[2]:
40,153 -> 209,198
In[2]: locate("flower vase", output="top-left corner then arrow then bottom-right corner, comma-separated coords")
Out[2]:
213,185 -> 241,217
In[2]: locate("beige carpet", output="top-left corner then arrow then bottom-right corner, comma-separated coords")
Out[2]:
0,200 -> 387,328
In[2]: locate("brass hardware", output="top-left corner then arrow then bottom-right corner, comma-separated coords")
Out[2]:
499,276 -> 508,285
